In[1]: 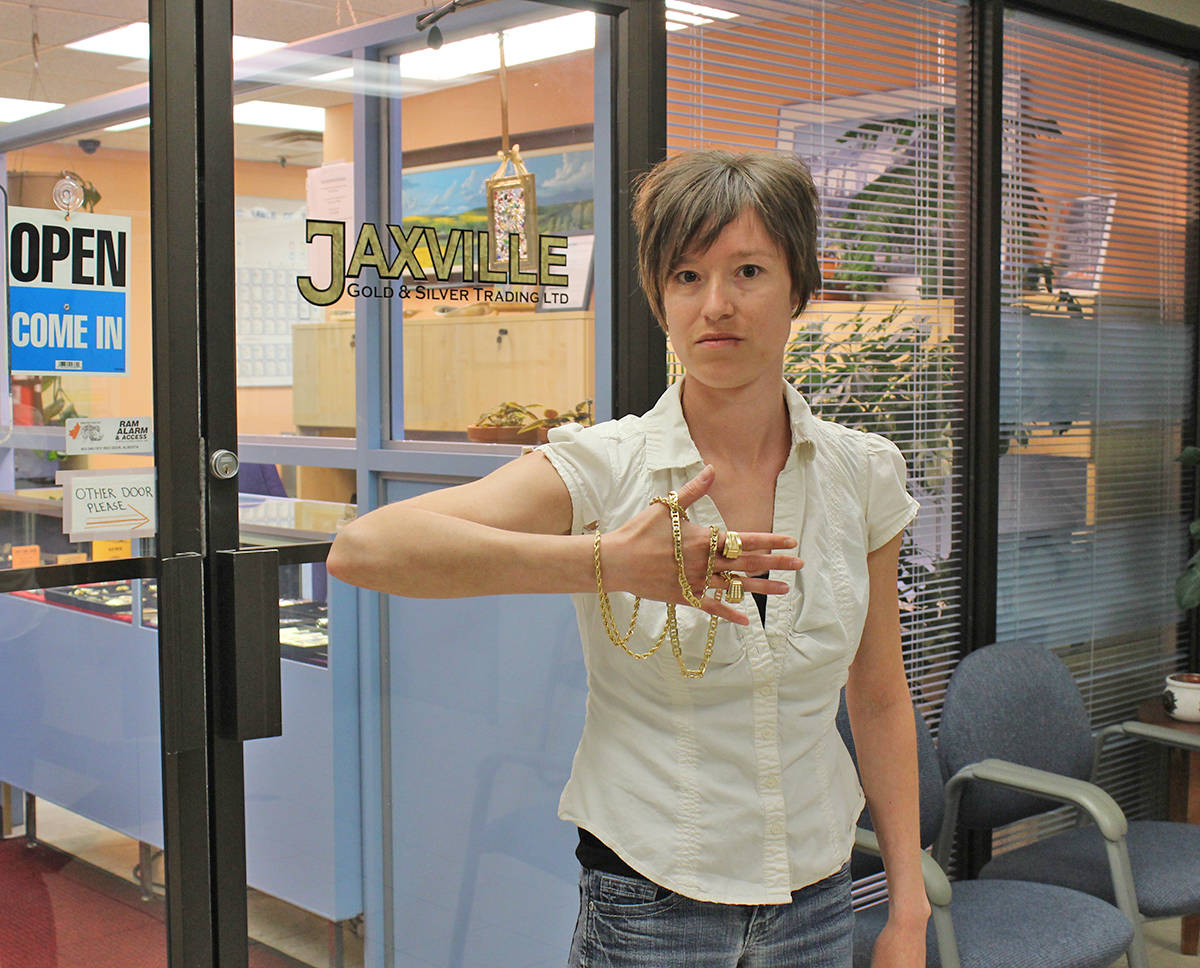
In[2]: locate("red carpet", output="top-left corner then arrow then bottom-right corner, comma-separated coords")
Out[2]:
0,839 -> 308,968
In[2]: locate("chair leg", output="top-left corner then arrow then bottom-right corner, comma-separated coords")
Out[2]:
24,793 -> 36,846
1181,913 -> 1198,956
1103,839 -> 1150,968
930,903 -> 960,968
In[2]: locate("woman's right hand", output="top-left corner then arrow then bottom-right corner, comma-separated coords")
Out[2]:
602,465 -> 803,626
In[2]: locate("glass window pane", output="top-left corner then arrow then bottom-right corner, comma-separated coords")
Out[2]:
667,0 -> 969,716
0,7 -> 167,959
394,13 -> 601,442
995,12 -> 1195,838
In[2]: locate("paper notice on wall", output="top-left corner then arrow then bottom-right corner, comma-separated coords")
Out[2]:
64,416 -> 153,455
91,539 -> 132,561
305,162 -> 354,292
56,467 -> 156,542
11,545 -> 40,568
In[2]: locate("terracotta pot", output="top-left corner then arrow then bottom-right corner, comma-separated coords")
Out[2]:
466,425 -> 502,442
467,425 -> 542,444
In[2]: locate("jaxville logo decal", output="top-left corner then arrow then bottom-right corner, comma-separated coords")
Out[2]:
296,220 -> 570,307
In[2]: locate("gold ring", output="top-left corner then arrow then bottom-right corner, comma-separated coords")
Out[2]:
723,531 -> 743,559
721,571 -> 744,604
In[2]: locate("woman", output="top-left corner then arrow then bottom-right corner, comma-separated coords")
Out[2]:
327,150 -> 929,967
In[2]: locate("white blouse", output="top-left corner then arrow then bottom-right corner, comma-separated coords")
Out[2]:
539,379 -> 919,905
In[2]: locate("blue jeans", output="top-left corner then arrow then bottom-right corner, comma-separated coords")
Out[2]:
567,864 -> 854,967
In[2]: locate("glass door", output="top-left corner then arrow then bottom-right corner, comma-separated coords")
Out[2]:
0,0 -> 627,965
0,2 -> 349,965
0,2 -> 224,966
223,3 -> 618,966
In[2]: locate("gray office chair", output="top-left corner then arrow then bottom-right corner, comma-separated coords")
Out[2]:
936,641 -> 1200,968
836,700 -> 1134,968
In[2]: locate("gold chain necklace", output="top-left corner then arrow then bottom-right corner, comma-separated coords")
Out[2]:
593,491 -> 723,678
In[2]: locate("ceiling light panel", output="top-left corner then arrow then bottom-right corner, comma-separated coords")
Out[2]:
105,117 -> 150,132
666,0 -> 737,21
0,97 -> 63,122
67,21 -> 283,61
399,12 -> 595,81
233,100 -> 324,131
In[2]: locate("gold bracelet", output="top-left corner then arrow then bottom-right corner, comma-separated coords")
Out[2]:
650,492 -> 722,678
650,492 -> 713,609
594,529 -> 661,659
596,492 -> 724,678
667,597 -> 721,678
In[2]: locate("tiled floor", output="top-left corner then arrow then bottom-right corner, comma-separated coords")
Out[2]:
26,801 -> 363,968
1128,919 -> 1198,968
9,802 -> 1200,967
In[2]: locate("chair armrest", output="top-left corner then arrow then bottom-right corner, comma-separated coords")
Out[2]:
1104,720 -> 1200,754
945,758 -> 1127,842
853,827 -> 952,908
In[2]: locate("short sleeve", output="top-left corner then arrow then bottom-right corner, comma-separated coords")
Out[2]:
536,423 -> 615,536
864,434 -> 920,552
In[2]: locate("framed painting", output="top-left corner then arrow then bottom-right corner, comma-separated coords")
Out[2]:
400,142 -> 594,287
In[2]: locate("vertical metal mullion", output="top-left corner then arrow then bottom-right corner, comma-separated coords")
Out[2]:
957,0 -> 1005,881
353,45 -> 393,966
1187,67 -> 1200,676
613,0 -> 667,418
964,0 -> 1003,658
149,2 -> 215,967
150,4 -> 204,559
199,0 -> 251,966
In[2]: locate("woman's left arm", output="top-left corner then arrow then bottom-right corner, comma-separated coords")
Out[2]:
845,530 -> 930,967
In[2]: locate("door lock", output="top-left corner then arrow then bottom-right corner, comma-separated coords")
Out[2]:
209,449 -> 240,480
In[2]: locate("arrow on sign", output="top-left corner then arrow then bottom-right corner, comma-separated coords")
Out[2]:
84,506 -> 151,531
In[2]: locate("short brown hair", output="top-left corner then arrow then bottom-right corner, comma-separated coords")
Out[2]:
632,151 -> 822,330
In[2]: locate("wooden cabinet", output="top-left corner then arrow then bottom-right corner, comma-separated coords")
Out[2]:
292,310 -> 594,434
292,320 -> 356,430
402,309 -> 594,432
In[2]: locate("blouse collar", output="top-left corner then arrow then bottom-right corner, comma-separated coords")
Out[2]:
643,378 -> 817,472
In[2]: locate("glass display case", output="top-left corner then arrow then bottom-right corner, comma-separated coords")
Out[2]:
0,485 -> 362,924
0,488 -> 351,668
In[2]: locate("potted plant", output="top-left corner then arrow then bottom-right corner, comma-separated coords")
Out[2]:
467,401 -> 545,443
821,113 -> 956,298
786,306 -> 955,700
785,306 -> 954,484
522,399 -> 594,441
1175,446 -> 1200,610
467,399 -> 594,444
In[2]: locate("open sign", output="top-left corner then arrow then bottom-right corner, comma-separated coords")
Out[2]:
8,207 -> 131,375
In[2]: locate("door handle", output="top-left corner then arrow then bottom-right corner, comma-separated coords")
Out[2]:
215,547 -> 281,741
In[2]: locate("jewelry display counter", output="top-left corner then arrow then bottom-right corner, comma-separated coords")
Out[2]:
0,490 -> 362,925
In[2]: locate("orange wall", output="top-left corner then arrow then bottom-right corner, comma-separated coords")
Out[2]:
400,52 -> 593,152
8,144 -> 308,438
5,52 -> 595,441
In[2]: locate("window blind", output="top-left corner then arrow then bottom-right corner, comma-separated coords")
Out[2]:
993,10 -> 1195,844
666,0 -> 970,908
667,0 -> 969,721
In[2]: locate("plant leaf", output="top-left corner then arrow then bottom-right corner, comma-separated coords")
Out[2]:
1178,446 -> 1200,466
1177,565 -> 1200,610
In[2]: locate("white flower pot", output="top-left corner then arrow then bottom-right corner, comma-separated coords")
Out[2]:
1162,673 -> 1200,723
